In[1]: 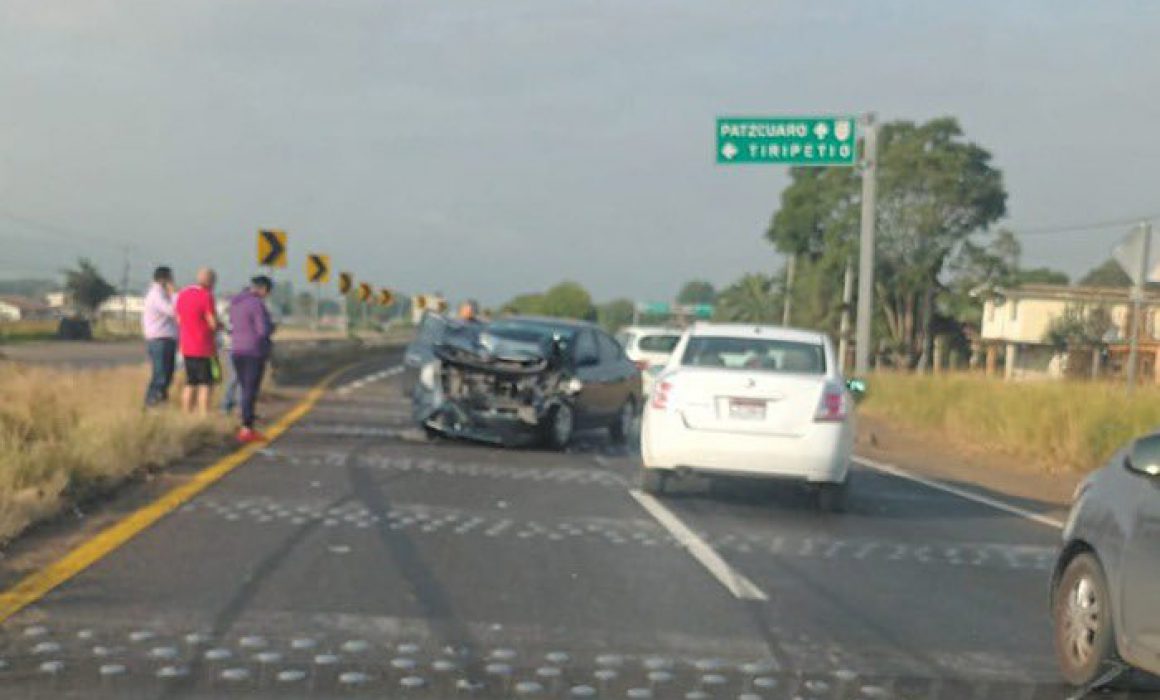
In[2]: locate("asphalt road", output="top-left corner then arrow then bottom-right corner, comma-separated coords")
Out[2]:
0,354 -> 1130,699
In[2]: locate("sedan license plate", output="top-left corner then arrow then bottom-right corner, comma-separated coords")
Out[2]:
728,398 -> 766,421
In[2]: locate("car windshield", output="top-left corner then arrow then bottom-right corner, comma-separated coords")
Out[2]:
638,334 -> 680,353
681,336 -> 826,374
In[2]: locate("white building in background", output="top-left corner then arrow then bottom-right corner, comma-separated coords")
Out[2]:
980,284 -> 1160,381
98,294 -> 147,319
45,291 -> 69,309
0,295 -> 54,321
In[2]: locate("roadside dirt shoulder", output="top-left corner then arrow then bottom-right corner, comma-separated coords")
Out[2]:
856,412 -> 1080,518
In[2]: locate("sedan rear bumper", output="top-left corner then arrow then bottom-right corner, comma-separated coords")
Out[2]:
641,408 -> 853,483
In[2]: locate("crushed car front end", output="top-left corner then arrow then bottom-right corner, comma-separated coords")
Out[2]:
411,323 -> 574,446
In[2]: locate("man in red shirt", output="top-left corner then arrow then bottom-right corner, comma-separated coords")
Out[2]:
175,268 -> 221,415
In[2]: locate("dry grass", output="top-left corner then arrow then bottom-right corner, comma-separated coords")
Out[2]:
0,364 -> 228,543
0,319 -> 57,343
860,372 -> 1160,473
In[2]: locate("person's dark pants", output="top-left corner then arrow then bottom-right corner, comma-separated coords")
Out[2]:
145,338 -> 177,406
232,354 -> 267,429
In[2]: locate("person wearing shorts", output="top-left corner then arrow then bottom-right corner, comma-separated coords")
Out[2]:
175,268 -> 220,415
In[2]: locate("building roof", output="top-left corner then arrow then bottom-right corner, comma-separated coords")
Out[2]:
990,283 -> 1160,304
0,295 -> 52,312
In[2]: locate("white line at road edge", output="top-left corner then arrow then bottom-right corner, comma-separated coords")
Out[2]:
852,456 -> 1065,530
629,490 -> 768,601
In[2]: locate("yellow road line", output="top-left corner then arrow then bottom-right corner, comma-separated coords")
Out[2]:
0,366 -> 350,624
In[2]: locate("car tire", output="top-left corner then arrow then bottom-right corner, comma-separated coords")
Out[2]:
543,402 -> 575,450
609,397 -> 636,444
1054,552 -> 1118,687
816,477 -> 849,513
640,468 -> 668,495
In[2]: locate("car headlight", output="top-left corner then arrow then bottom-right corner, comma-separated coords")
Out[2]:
419,362 -> 438,390
565,378 -> 584,395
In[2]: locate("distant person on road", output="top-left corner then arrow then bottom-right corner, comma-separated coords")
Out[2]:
142,265 -> 178,407
216,296 -> 239,416
228,275 -> 276,443
175,268 -> 220,415
458,299 -> 481,323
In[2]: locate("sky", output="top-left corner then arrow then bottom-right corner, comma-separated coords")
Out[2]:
1,0 -> 1159,305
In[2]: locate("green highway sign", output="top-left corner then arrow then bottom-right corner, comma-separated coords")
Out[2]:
637,302 -> 670,315
717,117 -> 857,165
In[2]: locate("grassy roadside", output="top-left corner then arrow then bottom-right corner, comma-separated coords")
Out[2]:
860,373 -> 1160,473
0,364 -> 229,544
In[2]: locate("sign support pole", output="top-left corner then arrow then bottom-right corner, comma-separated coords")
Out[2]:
313,282 -> 320,331
1127,221 -> 1152,394
838,256 -> 855,374
854,113 -> 878,376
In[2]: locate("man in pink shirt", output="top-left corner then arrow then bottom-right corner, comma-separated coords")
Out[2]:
175,268 -> 220,415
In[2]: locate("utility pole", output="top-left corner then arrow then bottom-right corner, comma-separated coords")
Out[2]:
781,253 -> 796,326
838,256 -> 854,374
853,113 -> 878,375
1127,221 -> 1152,394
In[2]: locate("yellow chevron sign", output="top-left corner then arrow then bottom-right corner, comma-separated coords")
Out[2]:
305,254 -> 330,284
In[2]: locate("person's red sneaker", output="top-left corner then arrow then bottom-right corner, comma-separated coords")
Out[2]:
236,428 -> 268,444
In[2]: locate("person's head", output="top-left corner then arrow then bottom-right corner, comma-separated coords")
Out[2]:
196,267 -> 217,290
458,299 -> 480,321
250,275 -> 273,299
153,266 -> 173,285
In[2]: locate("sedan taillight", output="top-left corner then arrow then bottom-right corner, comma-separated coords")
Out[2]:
651,380 -> 673,410
814,384 -> 849,422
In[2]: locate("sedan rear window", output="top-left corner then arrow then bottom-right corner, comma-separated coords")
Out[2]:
680,336 -> 826,375
638,334 -> 680,353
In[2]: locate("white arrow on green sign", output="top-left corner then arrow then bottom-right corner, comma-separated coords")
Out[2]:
717,117 -> 858,165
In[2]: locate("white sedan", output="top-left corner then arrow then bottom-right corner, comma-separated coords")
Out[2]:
640,323 -> 856,511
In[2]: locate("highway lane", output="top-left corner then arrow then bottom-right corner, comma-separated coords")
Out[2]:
0,357 -> 1129,698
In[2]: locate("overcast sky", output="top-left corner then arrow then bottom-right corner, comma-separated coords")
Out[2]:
1,1 -> 1158,304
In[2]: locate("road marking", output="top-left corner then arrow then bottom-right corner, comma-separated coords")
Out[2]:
628,490 -> 767,601
852,456 -> 1065,530
0,365 -> 354,624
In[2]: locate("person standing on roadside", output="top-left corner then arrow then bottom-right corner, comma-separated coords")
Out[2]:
142,266 -> 178,407
228,275 -> 275,443
175,268 -> 220,415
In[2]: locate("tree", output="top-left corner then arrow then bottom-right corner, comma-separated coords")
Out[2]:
539,281 -> 596,320
714,274 -> 781,323
766,117 -> 1007,367
676,280 -> 716,305
1079,259 -> 1131,288
294,291 -> 316,319
597,298 -> 635,332
62,258 -> 115,316
503,293 -> 545,315
1015,267 -> 1069,286
1044,304 -> 1114,349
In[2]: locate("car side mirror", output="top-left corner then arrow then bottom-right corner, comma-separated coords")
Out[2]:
845,377 -> 867,403
1125,435 -> 1160,477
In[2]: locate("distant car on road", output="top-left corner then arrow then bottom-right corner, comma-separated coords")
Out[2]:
640,323 -> 856,511
408,314 -> 642,449
1051,433 -> 1160,688
616,325 -> 681,396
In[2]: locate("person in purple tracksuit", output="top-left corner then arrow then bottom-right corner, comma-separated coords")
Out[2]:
228,276 -> 275,443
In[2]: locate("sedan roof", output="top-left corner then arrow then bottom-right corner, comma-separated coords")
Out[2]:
687,322 -> 828,345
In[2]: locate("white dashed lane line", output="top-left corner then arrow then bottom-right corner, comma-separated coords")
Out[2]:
629,490 -> 768,602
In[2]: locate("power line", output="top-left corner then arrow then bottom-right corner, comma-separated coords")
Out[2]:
0,208 -> 138,249
1015,212 -> 1160,237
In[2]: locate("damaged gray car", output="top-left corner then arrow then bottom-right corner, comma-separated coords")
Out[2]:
405,315 -> 642,449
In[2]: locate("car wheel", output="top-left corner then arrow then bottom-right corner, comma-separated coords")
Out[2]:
640,468 -> 668,495
609,397 -> 636,444
543,403 -> 575,450
1054,552 -> 1117,687
816,477 -> 849,513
